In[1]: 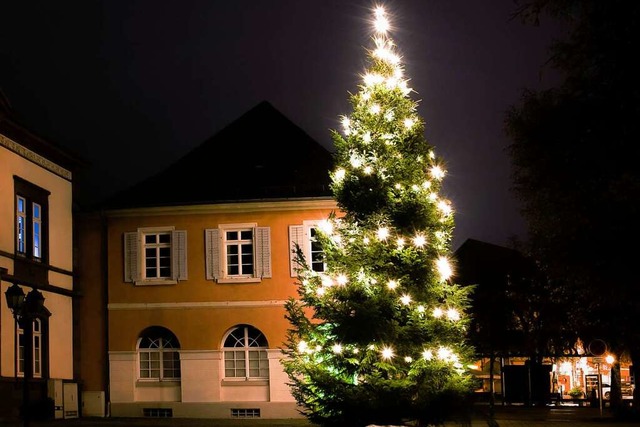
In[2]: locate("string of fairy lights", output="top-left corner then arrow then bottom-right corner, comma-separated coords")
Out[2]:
294,6 -> 470,375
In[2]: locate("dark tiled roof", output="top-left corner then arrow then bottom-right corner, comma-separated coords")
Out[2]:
103,101 -> 334,209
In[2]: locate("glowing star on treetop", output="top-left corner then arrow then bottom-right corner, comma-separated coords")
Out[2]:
373,6 -> 390,34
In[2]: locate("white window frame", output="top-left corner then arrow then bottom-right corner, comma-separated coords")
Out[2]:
289,220 -> 327,277
17,318 -> 42,378
222,325 -> 269,381
137,332 -> 181,382
206,223 -> 271,283
142,230 -> 172,280
124,226 -> 188,286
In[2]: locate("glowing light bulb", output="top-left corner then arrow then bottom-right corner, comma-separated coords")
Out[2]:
363,132 -> 372,143
381,347 -> 394,359
430,165 -> 446,180
422,180 -> 432,189
377,227 -> 389,241
321,275 -> 333,287
363,165 -> 373,175
436,256 -> 453,281
404,118 -> 415,129
405,356 -> 413,363
396,237 -> 405,248
298,341 -> 308,353
364,73 -> 384,86
400,294 -> 411,305
341,116 -> 351,131
370,103 -> 381,114
433,307 -> 444,318
384,110 -> 394,121
350,154 -> 363,168
413,234 -> 426,247
373,7 -> 390,34
318,219 -> 333,235
437,347 -> 451,360
336,274 -> 348,286
422,350 -> 433,360
316,287 -> 326,296
429,150 -> 436,159
387,280 -> 398,290
437,200 -> 453,217
333,168 -> 346,183
417,305 -> 425,313
447,308 -> 460,321
363,237 -> 370,245
606,354 -> 615,364
332,344 -> 343,354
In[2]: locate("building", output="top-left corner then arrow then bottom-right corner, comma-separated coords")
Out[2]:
0,91 -> 80,420
78,101 -> 337,418
455,238 -> 634,405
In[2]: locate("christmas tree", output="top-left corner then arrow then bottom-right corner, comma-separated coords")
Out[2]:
284,6 -> 475,426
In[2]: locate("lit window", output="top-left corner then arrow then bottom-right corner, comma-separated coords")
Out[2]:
33,203 -> 41,259
138,327 -> 181,380
16,196 -> 26,254
14,177 -> 48,262
223,325 -> 269,379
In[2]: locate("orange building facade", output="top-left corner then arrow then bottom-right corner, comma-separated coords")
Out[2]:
76,102 -> 337,419
102,200 -> 335,418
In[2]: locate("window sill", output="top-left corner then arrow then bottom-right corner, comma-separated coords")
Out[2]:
217,277 -> 262,284
136,379 -> 181,386
135,279 -> 178,286
221,379 -> 269,387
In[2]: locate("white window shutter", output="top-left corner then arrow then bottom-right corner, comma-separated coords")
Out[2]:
172,230 -> 188,281
289,225 -> 304,277
255,227 -> 271,279
205,229 -> 220,280
124,232 -> 140,283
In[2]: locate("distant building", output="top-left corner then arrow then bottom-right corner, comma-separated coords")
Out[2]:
77,101 -> 337,418
455,238 -> 634,405
0,90 -> 80,420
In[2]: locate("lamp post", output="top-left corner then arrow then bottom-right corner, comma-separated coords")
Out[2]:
5,283 -> 46,427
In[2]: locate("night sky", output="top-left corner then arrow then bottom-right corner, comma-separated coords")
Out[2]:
0,1 -> 562,249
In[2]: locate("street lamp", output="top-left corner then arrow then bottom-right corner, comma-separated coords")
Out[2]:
5,283 -> 46,427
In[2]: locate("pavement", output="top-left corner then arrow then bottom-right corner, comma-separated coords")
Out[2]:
4,405 -> 640,427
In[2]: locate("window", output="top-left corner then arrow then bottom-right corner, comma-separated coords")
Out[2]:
144,232 -> 172,279
225,229 -> 254,277
14,177 -> 49,262
205,225 -> 271,282
223,325 -> 269,379
289,221 -> 326,276
138,327 -> 181,381
17,318 -> 42,378
124,228 -> 188,285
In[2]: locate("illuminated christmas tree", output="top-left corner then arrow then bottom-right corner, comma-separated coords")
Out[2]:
284,6 -> 475,426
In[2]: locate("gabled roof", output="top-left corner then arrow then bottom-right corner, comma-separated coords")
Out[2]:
103,101 -> 334,209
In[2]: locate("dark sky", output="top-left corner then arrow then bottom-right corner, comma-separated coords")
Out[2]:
0,1 -> 561,249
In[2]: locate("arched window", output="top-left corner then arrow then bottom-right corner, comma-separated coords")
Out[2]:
223,325 -> 269,379
137,327 -> 180,380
